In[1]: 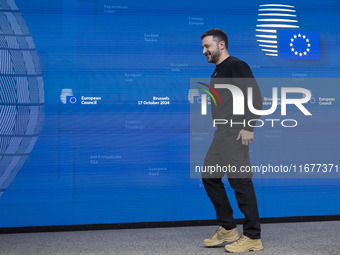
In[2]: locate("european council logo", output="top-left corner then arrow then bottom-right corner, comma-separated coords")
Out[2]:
66,96 -> 80,104
256,4 -> 321,59
279,30 -> 320,59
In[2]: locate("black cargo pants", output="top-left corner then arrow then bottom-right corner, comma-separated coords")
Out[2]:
202,129 -> 261,239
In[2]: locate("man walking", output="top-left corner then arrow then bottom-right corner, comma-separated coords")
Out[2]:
200,28 -> 263,253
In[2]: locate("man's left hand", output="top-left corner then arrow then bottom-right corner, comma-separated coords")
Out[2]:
236,129 -> 254,146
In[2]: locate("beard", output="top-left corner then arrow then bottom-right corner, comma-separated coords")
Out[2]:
206,47 -> 221,63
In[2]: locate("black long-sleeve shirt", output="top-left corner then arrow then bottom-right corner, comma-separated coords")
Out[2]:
210,56 -> 262,132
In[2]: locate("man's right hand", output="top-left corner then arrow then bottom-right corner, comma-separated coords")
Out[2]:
236,129 -> 254,146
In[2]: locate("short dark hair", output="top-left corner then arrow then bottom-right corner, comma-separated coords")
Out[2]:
200,28 -> 228,49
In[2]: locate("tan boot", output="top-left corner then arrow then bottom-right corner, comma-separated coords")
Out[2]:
204,226 -> 240,247
225,235 -> 263,253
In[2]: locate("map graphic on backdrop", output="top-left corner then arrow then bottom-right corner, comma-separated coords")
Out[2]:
0,0 -> 339,228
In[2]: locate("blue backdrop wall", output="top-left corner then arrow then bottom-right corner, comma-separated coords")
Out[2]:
0,0 -> 339,227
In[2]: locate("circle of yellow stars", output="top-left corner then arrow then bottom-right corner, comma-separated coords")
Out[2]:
289,33 -> 311,57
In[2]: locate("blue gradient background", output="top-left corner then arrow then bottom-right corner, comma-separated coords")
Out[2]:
0,0 -> 339,227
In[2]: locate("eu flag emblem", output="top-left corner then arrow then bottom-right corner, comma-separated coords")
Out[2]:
66,96 -> 80,104
279,30 -> 320,59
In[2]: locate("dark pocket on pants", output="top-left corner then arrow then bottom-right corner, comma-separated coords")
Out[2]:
229,141 -> 252,178
232,141 -> 250,162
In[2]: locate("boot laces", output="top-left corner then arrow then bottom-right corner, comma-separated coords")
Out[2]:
211,226 -> 223,238
235,235 -> 248,244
